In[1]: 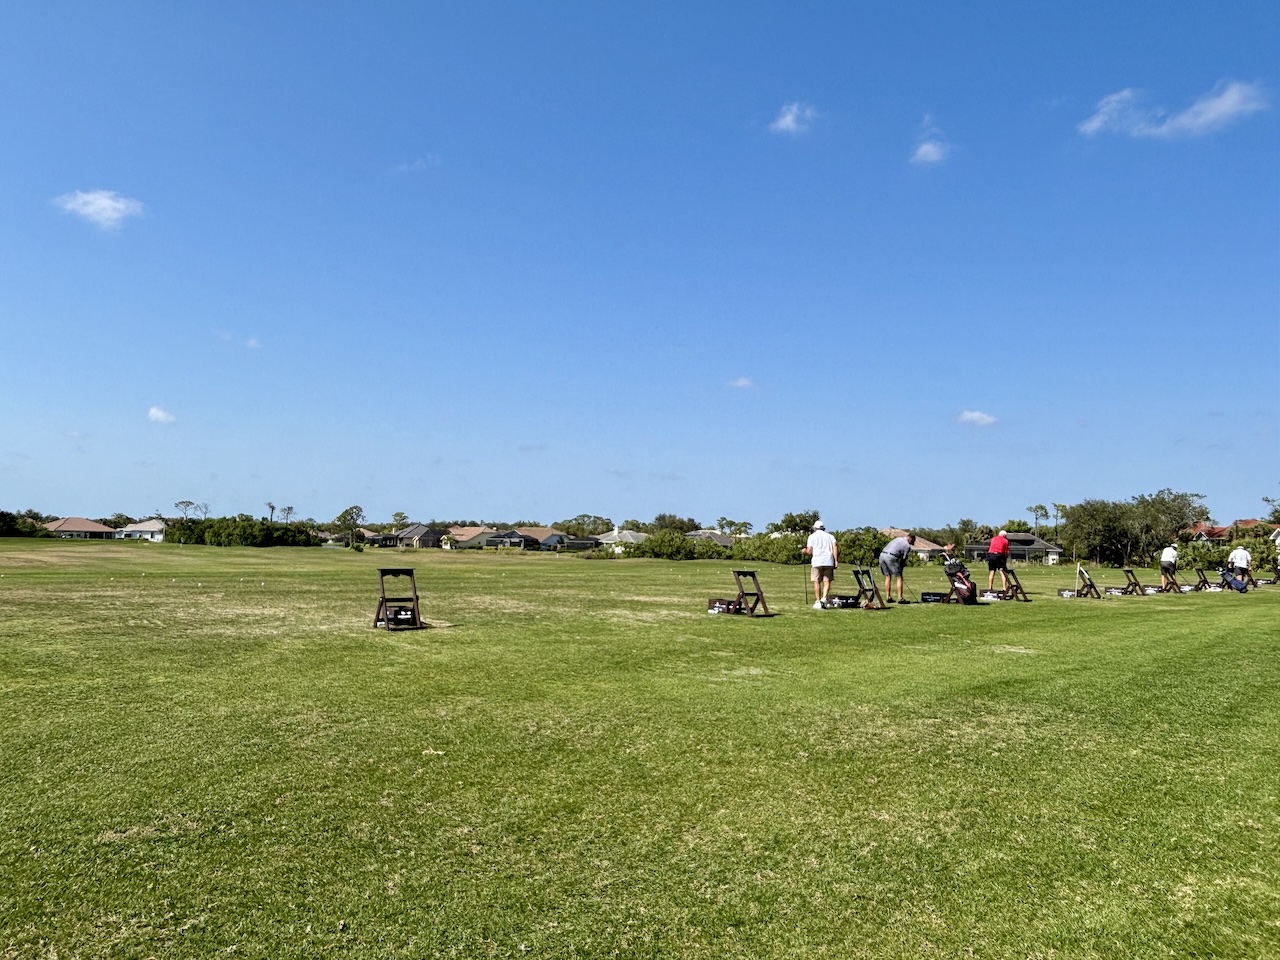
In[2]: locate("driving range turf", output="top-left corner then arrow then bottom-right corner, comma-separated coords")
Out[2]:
2,540 -> 1277,958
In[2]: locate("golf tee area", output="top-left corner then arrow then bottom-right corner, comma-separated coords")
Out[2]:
2,540 -> 1277,959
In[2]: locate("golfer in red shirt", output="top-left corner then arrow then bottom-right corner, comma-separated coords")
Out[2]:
987,530 -> 1011,593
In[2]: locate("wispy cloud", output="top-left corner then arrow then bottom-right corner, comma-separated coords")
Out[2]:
729,376 -> 754,389
215,329 -> 261,350
148,406 -> 175,424
1078,80 -> 1268,139
395,155 -> 441,172
54,189 -> 144,229
958,410 -> 997,426
770,101 -> 817,134
910,114 -> 952,166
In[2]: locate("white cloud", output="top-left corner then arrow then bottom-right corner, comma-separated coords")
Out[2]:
148,406 -> 175,423
1078,80 -> 1268,139
911,140 -> 950,165
54,189 -> 144,229
958,410 -> 997,426
911,114 -> 952,166
730,376 -> 754,389
770,101 -> 817,134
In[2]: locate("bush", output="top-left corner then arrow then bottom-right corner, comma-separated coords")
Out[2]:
691,537 -> 730,560
624,529 -> 695,561
163,517 -> 323,548
731,533 -> 805,565
1177,542 -> 1227,572
835,527 -> 890,568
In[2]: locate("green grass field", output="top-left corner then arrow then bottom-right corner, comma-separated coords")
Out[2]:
2,540 -> 1277,959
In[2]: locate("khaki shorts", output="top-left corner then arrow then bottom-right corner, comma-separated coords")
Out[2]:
811,565 -> 835,583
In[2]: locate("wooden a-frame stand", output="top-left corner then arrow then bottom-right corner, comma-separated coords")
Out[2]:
1075,567 -> 1103,599
851,567 -> 889,609
374,568 -> 426,630
1002,569 -> 1031,602
731,570 -> 770,617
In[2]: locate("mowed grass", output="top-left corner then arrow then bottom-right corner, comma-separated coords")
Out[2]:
2,541 -> 1277,959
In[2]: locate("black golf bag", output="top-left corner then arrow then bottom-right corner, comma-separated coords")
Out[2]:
943,554 -> 979,605
1220,569 -> 1248,593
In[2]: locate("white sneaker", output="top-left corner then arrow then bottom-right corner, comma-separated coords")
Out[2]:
812,600 -> 825,610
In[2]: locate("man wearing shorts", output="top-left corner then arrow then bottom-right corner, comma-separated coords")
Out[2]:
803,520 -> 838,609
1159,542 -> 1179,590
879,533 -> 915,603
987,529 -> 1010,593
1227,544 -> 1252,580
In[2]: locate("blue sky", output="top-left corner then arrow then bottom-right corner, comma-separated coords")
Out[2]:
2,2 -> 1276,531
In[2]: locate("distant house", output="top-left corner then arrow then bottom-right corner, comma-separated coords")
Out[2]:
445,526 -> 498,549
688,529 -> 734,548
1187,522 -> 1231,542
1188,519 -> 1277,542
394,525 -> 449,549
515,527 -> 572,550
45,517 -> 116,540
595,527 -> 649,554
880,529 -> 947,561
483,530 -> 541,550
117,519 -> 166,542
964,534 -> 1063,565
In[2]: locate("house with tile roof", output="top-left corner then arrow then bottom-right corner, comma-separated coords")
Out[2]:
514,527 -> 573,550
595,527 -> 649,554
880,529 -> 947,561
444,526 -> 498,549
117,519 -> 166,542
394,524 -> 449,549
45,517 -> 117,539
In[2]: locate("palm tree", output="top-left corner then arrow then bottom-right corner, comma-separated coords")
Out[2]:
1027,504 -> 1048,536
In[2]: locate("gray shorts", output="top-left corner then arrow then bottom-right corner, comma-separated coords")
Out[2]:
879,554 -> 903,577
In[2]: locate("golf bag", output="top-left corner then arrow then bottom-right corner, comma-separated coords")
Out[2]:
943,554 -> 979,605
1220,569 -> 1248,593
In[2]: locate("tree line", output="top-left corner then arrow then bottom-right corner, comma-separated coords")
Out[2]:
5,489 -> 1276,570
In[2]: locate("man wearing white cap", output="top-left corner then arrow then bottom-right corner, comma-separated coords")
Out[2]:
1159,542 -> 1179,590
1227,543 -> 1252,581
803,520 -> 838,609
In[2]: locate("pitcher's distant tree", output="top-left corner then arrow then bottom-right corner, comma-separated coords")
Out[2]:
266,502 -> 276,523
195,502 -> 211,520
717,517 -> 753,537
280,506 -> 295,524
766,511 -> 820,536
1027,504 -> 1048,535
334,505 -> 366,546
555,514 -> 614,537
174,500 -> 195,520
1052,503 -> 1068,539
